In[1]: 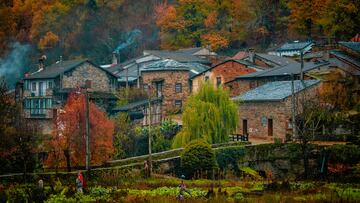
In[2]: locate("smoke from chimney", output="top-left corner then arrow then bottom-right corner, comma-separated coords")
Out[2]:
0,42 -> 31,88
113,29 -> 142,55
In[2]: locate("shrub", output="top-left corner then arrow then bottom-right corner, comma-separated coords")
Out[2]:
327,144 -> 360,164
215,146 -> 245,174
180,139 -> 217,178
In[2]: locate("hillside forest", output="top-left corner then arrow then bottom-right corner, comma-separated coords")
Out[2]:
0,0 -> 359,86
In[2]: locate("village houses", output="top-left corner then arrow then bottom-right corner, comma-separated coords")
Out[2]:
19,59 -> 118,134
16,40 -> 360,141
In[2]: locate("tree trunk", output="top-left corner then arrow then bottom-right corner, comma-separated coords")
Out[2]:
64,149 -> 71,172
302,142 -> 309,179
23,156 -> 27,183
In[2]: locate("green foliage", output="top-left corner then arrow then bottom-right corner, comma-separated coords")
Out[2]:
45,188 -> 96,203
173,82 -> 238,148
239,167 -> 262,180
90,186 -> 111,202
327,144 -> 360,164
215,146 -> 245,173
160,120 -> 181,139
180,139 -> 217,178
113,117 -> 180,158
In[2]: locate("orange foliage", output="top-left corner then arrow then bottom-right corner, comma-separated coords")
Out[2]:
155,5 -> 185,32
38,31 -> 59,50
45,92 -> 114,169
204,11 -> 217,28
201,32 -> 229,50
328,163 -> 350,174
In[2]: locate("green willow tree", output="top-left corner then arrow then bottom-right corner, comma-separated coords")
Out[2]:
172,82 -> 238,148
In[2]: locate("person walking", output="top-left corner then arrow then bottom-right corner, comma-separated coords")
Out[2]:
144,160 -> 149,178
76,171 -> 84,193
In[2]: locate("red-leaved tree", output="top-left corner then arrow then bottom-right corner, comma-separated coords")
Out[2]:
45,92 -> 114,171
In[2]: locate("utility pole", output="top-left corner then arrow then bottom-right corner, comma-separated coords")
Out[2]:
126,67 -> 129,89
291,74 -> 297,141
300,50 -> 304,81
85,89 -> 90,173
148,96 -> 152,177
137,63 -> 140,88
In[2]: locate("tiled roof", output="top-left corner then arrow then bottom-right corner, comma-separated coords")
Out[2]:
339,41 -> 360,53
255,53 -> 298,66
235,61 -> 329,80
330,50 -> 360,68
232,51 -> 248,60
177,47 -> 203,55
112,98 -> 162,112
26,59 -> 87,79
142,59 -> 191,71
144,50 -> 210,64
277,41 -> 313,52
141,59 -> 209,79
303,51 -> 324,59
233,80 -> 320,102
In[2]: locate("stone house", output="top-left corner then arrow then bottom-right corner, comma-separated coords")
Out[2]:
22,59 -> 118,134
191,59 -> 262,93
225,61 -> 330,97
233,80 -> 320,141
141,59 -> 208,116
328,41 -> 360,100
103,49 -> 211,88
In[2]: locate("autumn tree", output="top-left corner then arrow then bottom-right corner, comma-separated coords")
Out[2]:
45,92 -> 114,171
172,82 -> 238,148
0,80 -> 41,177
288,0 -> 360,40
155,0 -> 254,50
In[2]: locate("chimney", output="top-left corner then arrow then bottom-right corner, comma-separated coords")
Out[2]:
38,55 -> 46,71
248,49 -> 255,63
112,52 -> 118,64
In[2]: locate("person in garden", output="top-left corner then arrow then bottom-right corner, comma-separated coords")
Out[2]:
76,171 -> 84,193
177,175 -> 191,200
144,160 -> 149,178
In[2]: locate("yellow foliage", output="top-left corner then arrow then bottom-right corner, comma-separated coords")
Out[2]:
201,33 -> 229,50
38,31 -> 59,50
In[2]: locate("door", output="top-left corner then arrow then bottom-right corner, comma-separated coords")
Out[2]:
268,119 -> 273,136
39,82 -> 44,96
242,119 -> 248,135
156,82 -> 163,97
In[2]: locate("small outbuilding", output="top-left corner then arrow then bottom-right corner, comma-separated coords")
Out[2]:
233,80 -> 320,142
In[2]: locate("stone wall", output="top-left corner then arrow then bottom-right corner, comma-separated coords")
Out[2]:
26,118 -> 54,135
62,62 -> 115,92
226,78 -> 271,97
142,70 -> 190,116
238,101 -> 292,141
192,61 -> 257,93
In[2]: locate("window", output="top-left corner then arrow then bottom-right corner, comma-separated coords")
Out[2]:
24,81 -> 30,90
85,80 -> 92,88
205,76 -> 209,81
31,82 -> 36,91
249,81 -> 256,89
25,98 -> 52,115
216,77 -> 222,87
39,82 -> 44,96
155,82 -> 163,97
175,83 -> 182,93
48,81 -> 53,89
175,100 -> 182,108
